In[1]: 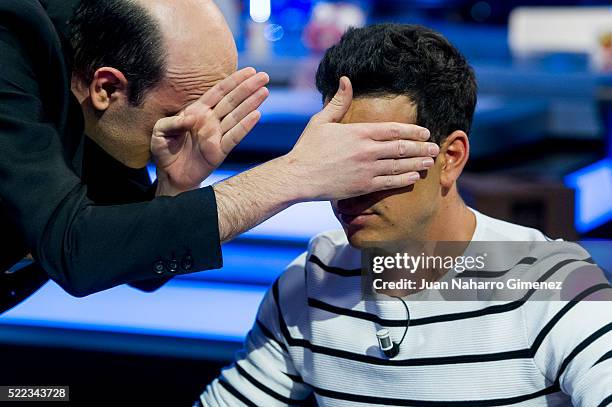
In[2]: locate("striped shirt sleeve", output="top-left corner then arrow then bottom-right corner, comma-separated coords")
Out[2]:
200,254 -> 312,406
526,289 -> 612,406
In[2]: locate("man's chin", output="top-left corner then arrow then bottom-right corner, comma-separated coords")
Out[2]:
117,150 -> 151,169
89,134 -> 151,169
345,228 -> 384,249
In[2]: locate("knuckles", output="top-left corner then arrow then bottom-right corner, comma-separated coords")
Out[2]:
388,123 -> 402,140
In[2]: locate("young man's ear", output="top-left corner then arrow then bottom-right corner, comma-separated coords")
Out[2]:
88,67 -> 129,111
439,130 -> 470,188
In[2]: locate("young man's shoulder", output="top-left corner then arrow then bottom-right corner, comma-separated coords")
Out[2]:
278,209 -> 557,288
308,229 -> 352,253
282,209 -> 555,277
277,229 -> 357,285
470,208 -> 554,242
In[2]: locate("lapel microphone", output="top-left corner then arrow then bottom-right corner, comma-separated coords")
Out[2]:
376,328 -> 400,357
376,296 -> 410,358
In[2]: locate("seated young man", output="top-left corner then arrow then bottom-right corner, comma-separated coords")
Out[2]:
199,24 -> 612,406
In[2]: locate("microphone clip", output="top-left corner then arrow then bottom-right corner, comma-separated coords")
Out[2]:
376,328 -> 400,358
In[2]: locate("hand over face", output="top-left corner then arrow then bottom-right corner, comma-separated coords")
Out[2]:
284,76 -> 440,201
151,67 -> 269,196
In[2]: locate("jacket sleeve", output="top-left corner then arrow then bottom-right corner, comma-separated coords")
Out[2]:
0,12 -> 222,297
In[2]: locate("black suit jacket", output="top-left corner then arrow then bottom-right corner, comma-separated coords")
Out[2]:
0,0 -> 223,313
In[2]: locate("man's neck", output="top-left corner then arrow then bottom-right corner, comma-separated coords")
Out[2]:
376,188 -> 477,298
422,187 -> 476,242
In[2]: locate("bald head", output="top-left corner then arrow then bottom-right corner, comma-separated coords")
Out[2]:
143,0 -> 238,104
145,0 -> 236,59
71,0 -> 237,107
134,0 -> 238,119
69,0 -> 239,168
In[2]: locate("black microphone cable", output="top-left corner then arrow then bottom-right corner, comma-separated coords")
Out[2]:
376,295 -> 410,358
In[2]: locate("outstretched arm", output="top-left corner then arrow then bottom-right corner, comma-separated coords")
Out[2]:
213,77 -> 438,242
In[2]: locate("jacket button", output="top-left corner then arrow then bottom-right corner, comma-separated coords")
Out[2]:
181,255 -> 193,271
168,259 -> 179,273
153,260 -> 166,274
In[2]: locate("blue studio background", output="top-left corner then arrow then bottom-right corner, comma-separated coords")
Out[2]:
1,0 -> 612,404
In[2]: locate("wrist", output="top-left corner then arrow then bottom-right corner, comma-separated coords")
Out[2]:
212,156 -> 303,243
155,170 -> 199,197
266,154 -> 308,204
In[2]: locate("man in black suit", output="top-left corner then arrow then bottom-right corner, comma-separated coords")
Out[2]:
0,0 -> 440,313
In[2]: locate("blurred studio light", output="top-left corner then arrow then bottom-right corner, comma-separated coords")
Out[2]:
304,2 -> 366,52
250,0 -> 271,23
264,23 -> 285,41
470,1 -> 492,23
565,158 -> 612,233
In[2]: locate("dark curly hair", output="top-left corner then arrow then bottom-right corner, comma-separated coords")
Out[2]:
316,23 -> 477,144
69,0 -> 166,106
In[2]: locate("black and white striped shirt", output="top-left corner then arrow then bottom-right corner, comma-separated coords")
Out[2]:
201,209 -> 612,406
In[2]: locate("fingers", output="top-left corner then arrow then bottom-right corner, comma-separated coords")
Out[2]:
220,110 -> 262,154
315,76 -> 353,123
213,72 -> 270,119
371,173 -> 423,191
219,86 -> 269,133
367,158 -> 435,191
352,122 -> 431,142
376,157 -> 435,175
152,114 -> 197,138
374,139 -> 440,159
197,67 -> 258,108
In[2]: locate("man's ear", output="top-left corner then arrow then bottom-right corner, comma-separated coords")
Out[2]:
439,130 -> 470,188
88,67 -> 129,111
